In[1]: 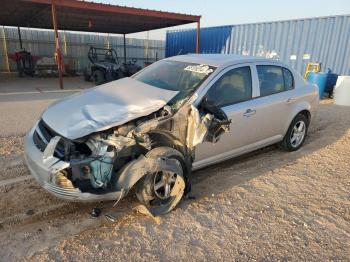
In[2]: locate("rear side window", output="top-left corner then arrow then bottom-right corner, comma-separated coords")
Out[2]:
257,65 -> 294,96
283,68 -> 294,90
206,66 -> 252,107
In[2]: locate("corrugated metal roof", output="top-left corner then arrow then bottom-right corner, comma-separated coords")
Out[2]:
0,0 -> 200,34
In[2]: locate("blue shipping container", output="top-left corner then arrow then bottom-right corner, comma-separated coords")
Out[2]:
166,26 -> 232,57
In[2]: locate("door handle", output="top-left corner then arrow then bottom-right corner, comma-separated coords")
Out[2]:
243,108 -> 256,117
286,97 -> 296,103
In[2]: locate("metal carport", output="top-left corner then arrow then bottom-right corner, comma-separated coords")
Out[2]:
0,0 -> 201,89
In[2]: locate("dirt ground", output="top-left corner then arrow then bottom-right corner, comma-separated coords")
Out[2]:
0,99 -> 349,261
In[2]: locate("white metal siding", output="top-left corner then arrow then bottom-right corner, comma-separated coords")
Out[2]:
0,27 -> 165,72
166,15 -> 350,75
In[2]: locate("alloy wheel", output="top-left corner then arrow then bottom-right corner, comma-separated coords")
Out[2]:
290,120 -> 306,148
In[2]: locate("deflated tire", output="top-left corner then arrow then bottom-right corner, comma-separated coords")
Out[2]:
135,147 -> 186,215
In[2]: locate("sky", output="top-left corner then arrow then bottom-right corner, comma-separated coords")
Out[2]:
93,0 -> 350,40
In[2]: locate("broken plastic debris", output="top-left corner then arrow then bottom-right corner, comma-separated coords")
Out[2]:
90,207 -> 101,218
105,214 -> 117,222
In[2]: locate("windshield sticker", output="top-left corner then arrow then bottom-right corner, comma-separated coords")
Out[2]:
184,64 -> 214,75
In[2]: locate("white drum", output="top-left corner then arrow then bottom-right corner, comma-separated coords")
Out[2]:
334,76 -> 350,106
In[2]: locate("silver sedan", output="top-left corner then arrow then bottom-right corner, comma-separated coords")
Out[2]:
24,54 -> 319,215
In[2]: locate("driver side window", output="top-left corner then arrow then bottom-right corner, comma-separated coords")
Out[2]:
206,66 -> 252,107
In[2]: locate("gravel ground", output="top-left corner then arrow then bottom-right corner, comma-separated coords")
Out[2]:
0,136 -> 24,157
0,100 -> 349,261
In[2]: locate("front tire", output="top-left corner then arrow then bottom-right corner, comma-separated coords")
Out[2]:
281,114 -> 309,151
135,147 -> 186,215
93,70 -> 105,85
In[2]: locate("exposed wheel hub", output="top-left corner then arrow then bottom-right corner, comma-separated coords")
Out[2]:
153,171 -> 177,199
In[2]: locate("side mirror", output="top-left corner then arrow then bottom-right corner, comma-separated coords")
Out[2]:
199,96 -> 227,121
199,96 -> 232,143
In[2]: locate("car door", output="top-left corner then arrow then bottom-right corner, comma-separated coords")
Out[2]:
247,64 -> 296,143
193,64 -> 261,168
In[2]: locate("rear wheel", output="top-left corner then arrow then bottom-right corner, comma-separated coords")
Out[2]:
281,114 -> 309,151
93,70 -> 105,85
135,147 -> 186,215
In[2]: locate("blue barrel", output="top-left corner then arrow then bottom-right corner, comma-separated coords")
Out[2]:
325,69 -> 338,96
307,72 -> 328,99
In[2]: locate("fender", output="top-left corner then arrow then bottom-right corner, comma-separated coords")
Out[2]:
113,154 -> 183,194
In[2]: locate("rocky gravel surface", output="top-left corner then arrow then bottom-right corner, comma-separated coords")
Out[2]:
0,100 -> 349,261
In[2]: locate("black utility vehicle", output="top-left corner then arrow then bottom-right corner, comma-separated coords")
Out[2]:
84,46 -> 141,85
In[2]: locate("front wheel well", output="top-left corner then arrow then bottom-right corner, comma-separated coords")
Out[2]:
148,131 -> 186,156
147,131 -> 192,182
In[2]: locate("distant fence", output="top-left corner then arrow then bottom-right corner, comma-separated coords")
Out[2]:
0,26 -> 165,73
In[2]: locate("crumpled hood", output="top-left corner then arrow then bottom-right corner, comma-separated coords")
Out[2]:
41,77 -> 178,140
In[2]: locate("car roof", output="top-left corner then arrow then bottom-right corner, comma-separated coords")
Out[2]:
165,54 -> 281,68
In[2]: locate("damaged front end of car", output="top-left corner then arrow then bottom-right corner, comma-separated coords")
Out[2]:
25,102 -> 229,205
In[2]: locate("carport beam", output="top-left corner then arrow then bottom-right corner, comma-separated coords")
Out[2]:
123,34 -> 127,64
196,20 -> 200,53
17,27 -> 23,49
51,0 -> 64,89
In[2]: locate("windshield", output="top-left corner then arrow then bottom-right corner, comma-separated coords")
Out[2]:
133,60 -> 216,109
